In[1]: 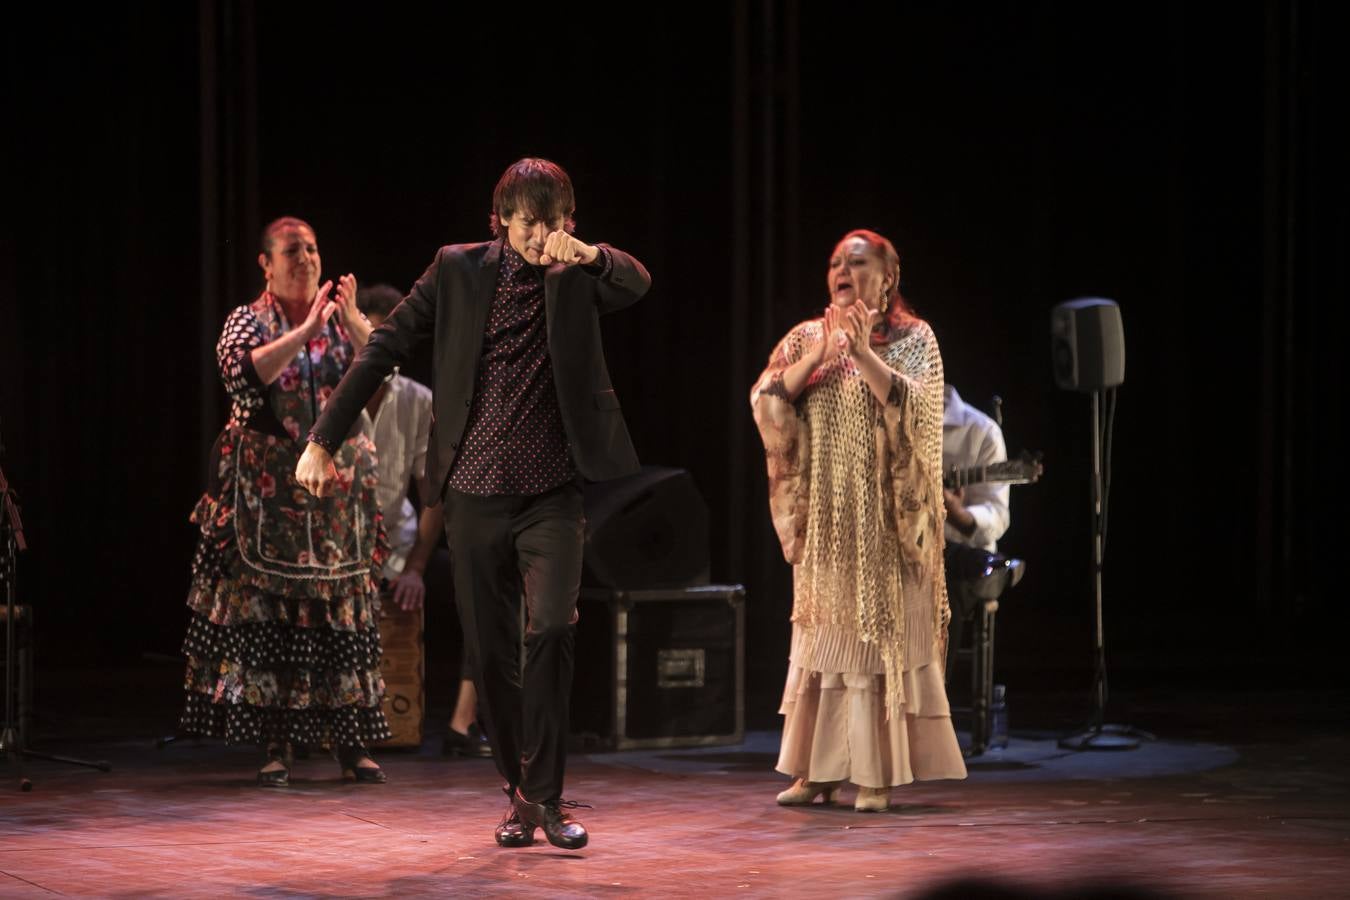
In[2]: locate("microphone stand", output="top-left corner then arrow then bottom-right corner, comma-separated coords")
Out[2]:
1,427 -> 110,790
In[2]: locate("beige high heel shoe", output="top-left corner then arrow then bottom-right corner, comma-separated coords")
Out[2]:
776,778 -> 840,806
854,786 -> 891,812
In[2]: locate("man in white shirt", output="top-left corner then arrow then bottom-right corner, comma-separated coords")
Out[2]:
359,285 -> 490,758
942,383 -> 1011,554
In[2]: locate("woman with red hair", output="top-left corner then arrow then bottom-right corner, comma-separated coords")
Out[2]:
751,229 -> 967,812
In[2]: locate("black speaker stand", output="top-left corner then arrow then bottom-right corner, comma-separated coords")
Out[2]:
1058,390 -> 1154,752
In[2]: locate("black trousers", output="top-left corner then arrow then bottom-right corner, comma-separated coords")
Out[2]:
442,481 -> 584,803
944,542 -> 988,674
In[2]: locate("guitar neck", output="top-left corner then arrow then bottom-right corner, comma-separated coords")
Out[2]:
946,465 -> 996,489
944,462 -> 1034,489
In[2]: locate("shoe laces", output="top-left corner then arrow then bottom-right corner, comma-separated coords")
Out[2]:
554,799 -> 592,811
498,785 -> 522,826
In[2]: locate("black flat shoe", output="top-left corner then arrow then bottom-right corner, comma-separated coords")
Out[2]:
256,766 -> 289,787
442,723 -> 493,758
336,745 -> 387,784
257,743 -> 292,787
513,789 -> 590,851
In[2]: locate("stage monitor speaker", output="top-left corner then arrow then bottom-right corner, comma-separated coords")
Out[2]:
1051,298 -> 1125,391
571,585 -> 744,750
582,465 -> 710,590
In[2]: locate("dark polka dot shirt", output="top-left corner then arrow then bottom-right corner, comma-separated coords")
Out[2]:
446,241 -> 577,496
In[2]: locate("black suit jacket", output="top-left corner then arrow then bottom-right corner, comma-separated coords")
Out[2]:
311,240 -> 651,498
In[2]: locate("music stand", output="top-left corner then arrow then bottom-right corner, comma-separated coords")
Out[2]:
1,430 -> 111,790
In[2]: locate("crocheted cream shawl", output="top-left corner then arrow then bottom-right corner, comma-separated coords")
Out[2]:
751,315 -> 949,717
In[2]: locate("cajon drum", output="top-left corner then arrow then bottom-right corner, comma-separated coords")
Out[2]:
378,600 -> 424,747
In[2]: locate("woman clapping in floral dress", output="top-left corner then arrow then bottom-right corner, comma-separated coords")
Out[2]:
180,216 -> 392,786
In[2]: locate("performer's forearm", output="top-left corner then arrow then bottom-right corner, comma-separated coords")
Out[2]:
250,330 -> 311,385
852,346 -> 896,406
343,313 -> 372,352
779,352 -> 821,402
403,504 -> 445,576
311,261 -> 438,450
592,246 -> 652,315
947,505 -> 978,536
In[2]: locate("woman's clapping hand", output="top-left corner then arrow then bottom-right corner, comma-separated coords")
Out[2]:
334,273 -> 361,327
811,302 -> 877,367
836,302 -> 879,359
806,306 -> 845,369
299,280 -> 338,341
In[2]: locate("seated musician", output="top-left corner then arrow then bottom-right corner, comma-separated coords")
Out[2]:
941,383 -> 1012,667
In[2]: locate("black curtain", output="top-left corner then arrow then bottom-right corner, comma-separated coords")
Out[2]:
2,1 -> 1344,717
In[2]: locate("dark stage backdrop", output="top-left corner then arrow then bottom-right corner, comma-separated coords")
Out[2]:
3,2 -> 1345,722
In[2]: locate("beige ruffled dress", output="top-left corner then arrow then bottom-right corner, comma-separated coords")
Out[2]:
751,315 -> 967,789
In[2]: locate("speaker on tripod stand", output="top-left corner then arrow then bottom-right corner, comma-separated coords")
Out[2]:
1051,298 -> 1154,751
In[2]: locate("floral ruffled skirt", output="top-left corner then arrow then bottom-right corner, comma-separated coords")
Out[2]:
180,426 -> 392,748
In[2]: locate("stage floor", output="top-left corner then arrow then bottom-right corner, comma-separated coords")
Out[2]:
2,688 -> 1348,900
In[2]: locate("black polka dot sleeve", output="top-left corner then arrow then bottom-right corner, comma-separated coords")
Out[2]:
216,305 -> 267,427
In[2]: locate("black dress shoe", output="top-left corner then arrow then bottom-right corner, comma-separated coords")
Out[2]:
442,723 -> 494,758
513,789 -> 590,850
494,808 -> 535,848
493,784 -> 533,848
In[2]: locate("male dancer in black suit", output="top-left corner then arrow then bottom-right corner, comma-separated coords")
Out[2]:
297,158 -> 650,850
